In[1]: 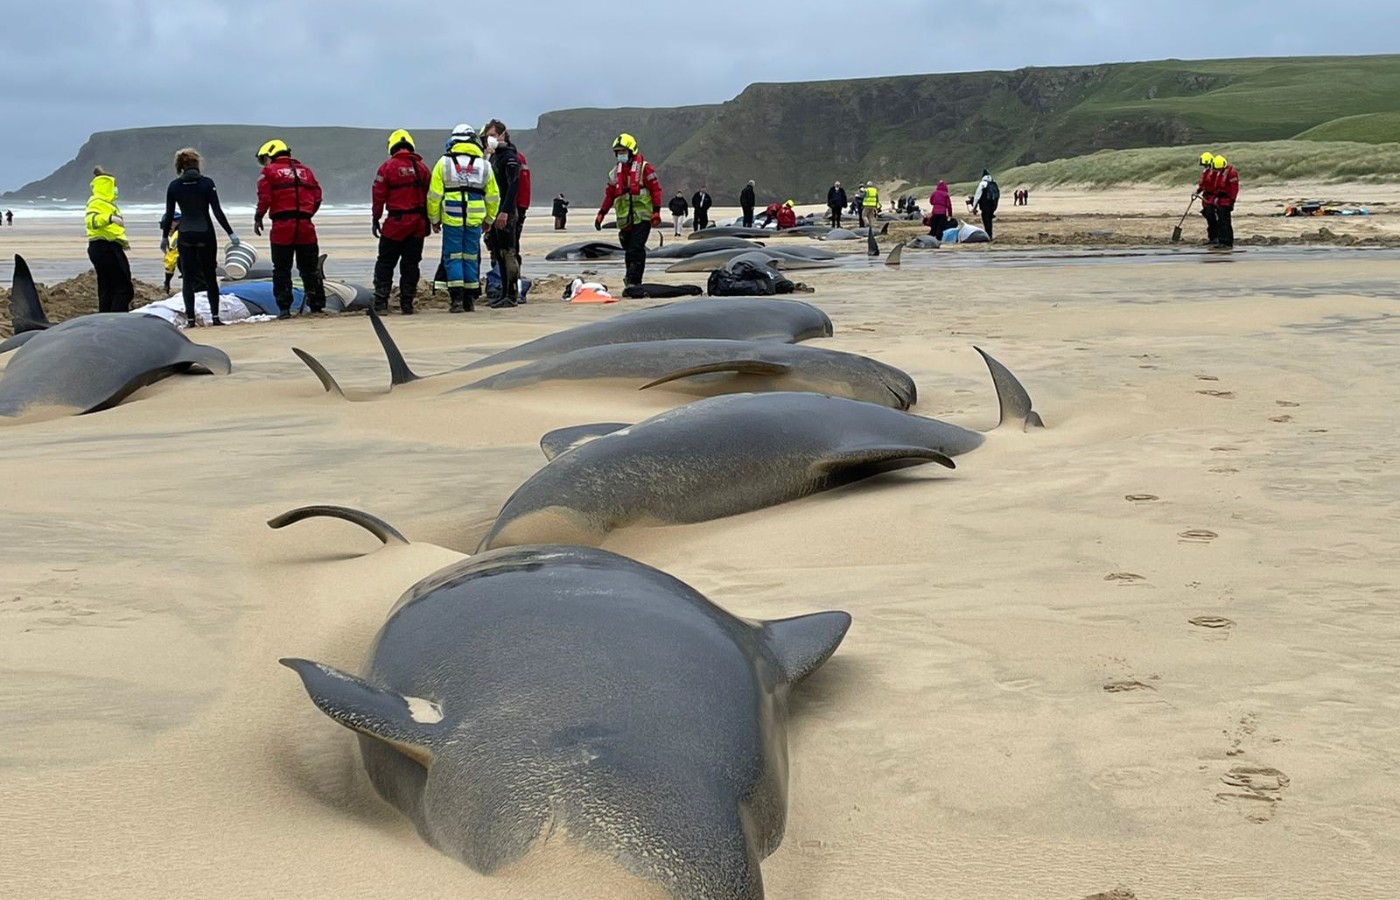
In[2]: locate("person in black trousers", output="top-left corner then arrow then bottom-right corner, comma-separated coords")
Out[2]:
740,180 -> 756,228
162,148 -> 239,326
690,187 -> 712,232
827,181 -> 847,228
84,167 -> 134,313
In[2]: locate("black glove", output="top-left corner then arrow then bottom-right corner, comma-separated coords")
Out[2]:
253,218 -> 263,236
371,219 -> 381,238
594,215 -> 604,231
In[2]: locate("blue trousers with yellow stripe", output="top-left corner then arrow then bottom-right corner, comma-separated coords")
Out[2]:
440,223 -> 482,292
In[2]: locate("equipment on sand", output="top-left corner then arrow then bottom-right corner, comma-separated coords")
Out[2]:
1171,196 -> 1197,244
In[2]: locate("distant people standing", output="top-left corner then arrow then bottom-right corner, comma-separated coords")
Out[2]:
861,182 -> 879,227
482,120 -> 522,307
595,132 -> 662,287
371,129 -> 432,315
1195,151 -> 1219,245
928,180 -> 952,238
552,193 -> 570,230
3,210 -> 11,226
254,139 -> 325,318
740,180 -> 756,227
163,148 -> 239,325
691,186 -> 712,232
668,192 -> 689,236
427,124 -> 500,313
971,169 -> 999,240
827,181 -> 847,228
1211,155 -> 1239,249
84,166 -> 133,314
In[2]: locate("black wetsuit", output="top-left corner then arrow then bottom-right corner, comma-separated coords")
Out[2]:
486,141 -> 522,305
164,169 -> 234,321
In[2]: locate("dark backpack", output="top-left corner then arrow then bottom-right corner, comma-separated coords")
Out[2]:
983,179 -> 1000,208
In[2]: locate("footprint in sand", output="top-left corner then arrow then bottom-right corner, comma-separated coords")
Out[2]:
1209,467 -> 1239,475
1210,446 -> 1241,452
1276,400 -> 1300,407
1195,374 -> 1220,381
1084,890 -> 1137,900
1216,766 -> 1290,823
1178,529 -> 1219,543
1197,389 -> 1236,398
1269,415 -> 1294,423
1189,615 -> 1235,629
1104,572 -> 1146,583
1124,494 -> 1159,502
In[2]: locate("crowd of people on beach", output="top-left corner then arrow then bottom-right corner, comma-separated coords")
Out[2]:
74,132 -> 1246,324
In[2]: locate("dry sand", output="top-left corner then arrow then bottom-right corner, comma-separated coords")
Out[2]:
2,186 -> 1399,898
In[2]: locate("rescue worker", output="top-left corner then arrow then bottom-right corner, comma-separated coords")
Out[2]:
163,148 -> 238,325
426,124 -> 501,313
668,192 -> 689,236
861,182 -> 879,227
740,180 -> 756,227
371,129 -> 432,315
254,139 -> 325,319
162,211 -> 181,293
776,200 -> 798,230
690,186 -> 712,232
481,120 -> 522,308
827,181 -> 847,228
1211,154 -> 1239,249
1194,150 -> 1219,245
595,133 -> 662,287
970,169 -> 999,240
84,166 -> 133,313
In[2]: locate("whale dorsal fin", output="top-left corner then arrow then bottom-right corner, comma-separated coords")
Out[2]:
9,255 -> 52,334
368,307 -> 421,385
280,658 -> 446,765
974,346 -> 1044,431
762,611 -> 852,684
539,422 -> 631,460
884,241 -> 905,267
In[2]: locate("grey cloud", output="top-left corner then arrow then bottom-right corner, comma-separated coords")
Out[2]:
4,0 -> 1399,192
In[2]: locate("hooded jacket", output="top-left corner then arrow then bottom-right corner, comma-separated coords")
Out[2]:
930,181 -> 953,217
85,174 -> 128,244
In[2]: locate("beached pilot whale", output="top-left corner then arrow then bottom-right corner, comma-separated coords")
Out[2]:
0,254 -> 231,421
454,337 -> 918,408
274,506 -> 850,900
542,241 -> 628,261
292,299 -> 835,398
478,347 -> 1041,550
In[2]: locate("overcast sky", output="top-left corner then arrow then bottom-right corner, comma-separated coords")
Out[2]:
3,0 -> 1397,193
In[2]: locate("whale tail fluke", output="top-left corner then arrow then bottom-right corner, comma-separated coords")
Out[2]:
974,346 -> 1044,431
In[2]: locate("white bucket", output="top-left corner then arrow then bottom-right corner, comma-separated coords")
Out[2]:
223,243 -> 258,279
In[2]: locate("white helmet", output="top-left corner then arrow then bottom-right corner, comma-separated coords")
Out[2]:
448,123 -> 477,146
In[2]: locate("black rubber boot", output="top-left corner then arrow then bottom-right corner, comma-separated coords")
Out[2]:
464,288 -> 479,312
448,288 -> 465,313
372,292 -> 390,315
400,292 -> 416,315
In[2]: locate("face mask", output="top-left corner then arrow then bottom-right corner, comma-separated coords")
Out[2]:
487,136 -> 499,150
616,153 -> 629,163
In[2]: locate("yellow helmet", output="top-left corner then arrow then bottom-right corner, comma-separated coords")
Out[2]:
612,133 -> 638,153
1213,154 -> 1227,170
256,139 -> 289,161
784,199 -> 794,207
387,129 -> 415,154
1199,151 -> 1215,166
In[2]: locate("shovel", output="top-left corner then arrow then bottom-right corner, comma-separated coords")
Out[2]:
1170,196 -> 1197,244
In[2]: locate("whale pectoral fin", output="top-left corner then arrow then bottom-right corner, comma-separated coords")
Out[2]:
762,611 -> 852,684
268,505 -> 410,545
292,348 -> 348,399
639,360 -> 790,391
539,422 -> 632,461
9,255 -> 53,334
280,658 -> 446,766
176,343 -> 232,375
973,346 -> 1044,431
0,330 -> 41,355
368,307 -> 421,386
813,445 -> 956,486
